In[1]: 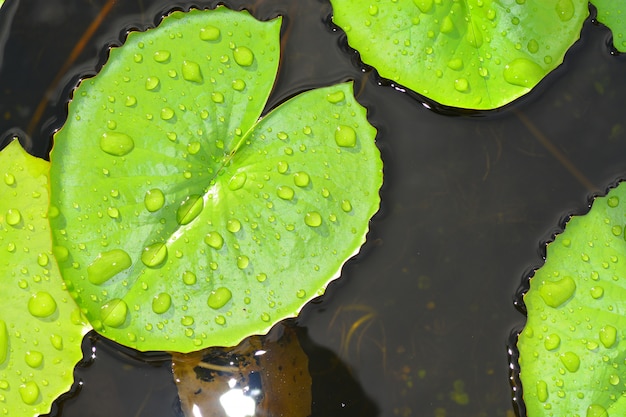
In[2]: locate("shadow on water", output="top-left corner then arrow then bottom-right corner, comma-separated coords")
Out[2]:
2,1 -> 626,417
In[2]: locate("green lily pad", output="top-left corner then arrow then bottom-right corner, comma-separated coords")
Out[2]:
49,7 -> 383,353
592,0 -> 626,52
330,0 -> 588,110
0,139 -> 90,417
518,182 -> 626,417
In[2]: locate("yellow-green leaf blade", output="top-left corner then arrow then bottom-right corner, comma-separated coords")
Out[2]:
0,140 -> 90,417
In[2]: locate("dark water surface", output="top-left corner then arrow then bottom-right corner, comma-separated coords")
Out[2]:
1,1 -> 626,416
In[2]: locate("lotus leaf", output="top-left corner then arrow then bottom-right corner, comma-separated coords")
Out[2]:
592,0 -> 626,52
0,139 -> 90,417
330,0 -> 588,110
518,182 -> 626,417
49,7 -> 383,353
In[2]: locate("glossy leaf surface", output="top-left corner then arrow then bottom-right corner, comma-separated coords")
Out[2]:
50,7 -> 383,352
592,0 -> 626,52
518,183 -> 626,417
0,140 -> 89,417
331,0 -> 588,110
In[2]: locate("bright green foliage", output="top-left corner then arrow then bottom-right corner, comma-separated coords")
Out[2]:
518,183 -> 626,417
0,140 -> 90,417
49,8 -> 383,353
330,0 -> 588,110
592,0 -> 626,52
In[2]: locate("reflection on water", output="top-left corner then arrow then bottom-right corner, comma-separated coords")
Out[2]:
2,1 -> 626,416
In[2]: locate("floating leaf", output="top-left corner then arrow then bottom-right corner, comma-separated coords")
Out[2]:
330,0 -> 588,110
592,0 -> 626,52
0,140 -> 90,417
172,322 -> 311,417
49,7 -> 383,352
518,182 -> 626,416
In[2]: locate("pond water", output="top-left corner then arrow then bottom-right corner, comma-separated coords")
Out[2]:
1,1 -> 626,416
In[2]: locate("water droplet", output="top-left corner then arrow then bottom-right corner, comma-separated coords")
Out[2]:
335,125 -> 357,147
544,333 -> 560,350
107,207 -> 120,219
555,0 -> 574,21
368,4 -> 378,15
19,381 -> 39,405
182,270 -> 197,285
503,58 -> 544,88
447,58 -> 463,70
211,92 -> 224,103
260,312 -> 271,322
296,289 -> 306,298
607,196 -> 619,207
586,404 -> 608,417
160,107 -> 175,120
138,191 -> 162,215
609,374 -> 620,386
277,161 -> 289,174
599,325 -> 617,348
536,380 -> 548,402
326,91 -> 345,103
50,334 -> 63,350
277,185 -> 295,200
3,173 -> 15,186
204,232 -> 224,249
527,39 -> 539,54
152,293 -> 172,314
341,200 -> 353,212
440,15 -> 455,33
6,208 -> 21,226
233,46 -> 254,66
153,50 -> 171,63
228,172 -> 247,190
101,298 -> 128,328
454,78 -> 470,92
215,315 -> 226,325
87,249 -> 132,284
28,291 -> 57,318
200,25 -> 220,41
124,95 -> 137,107
227,219 -> 242,233
559,351 -> 580,372
207,287 -> 232,309
305,212 -> 322,227
133,53 -> 143,63
141,243 -> 168,267
99,132 -> 135,156
181,316 -> 194,326
182,60 -> 203,83
232,79 -> 246,91
256,273 -> 267,282
294,172 -> 311,187
414,0 -> 433,13
590,286 -> 604,299
237,255 -> 249,269
24,351 -> 43,368
145,76 -> 160,90
539,276 -> 576,308
187,141 -> 201,155
176,195 -> 204,225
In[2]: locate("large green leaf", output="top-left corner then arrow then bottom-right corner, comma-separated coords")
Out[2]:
518,182 -> 626,417
592,0 -> 626,52
50,7 -> 383,353
330,0 -> 588,110
0,140 -> 90,417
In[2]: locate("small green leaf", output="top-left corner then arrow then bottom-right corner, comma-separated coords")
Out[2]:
50,8 -> 383,352
518,183 -> 626,417
591,0 -> 626,52
0,140 -> 90,417
330,0 -> 588,110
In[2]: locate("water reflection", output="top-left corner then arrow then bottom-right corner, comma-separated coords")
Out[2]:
49,322 -> 378,417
